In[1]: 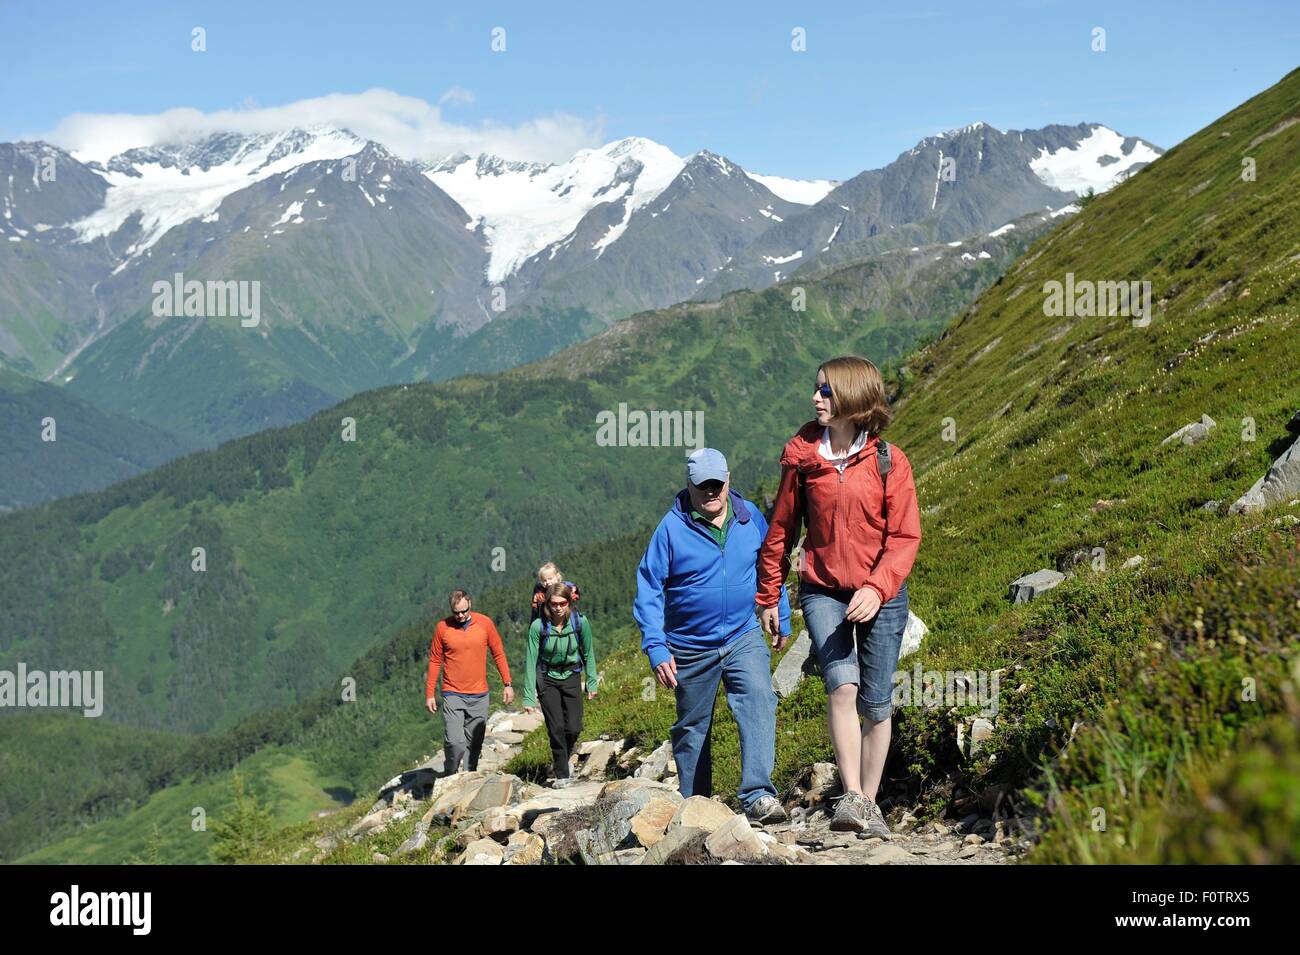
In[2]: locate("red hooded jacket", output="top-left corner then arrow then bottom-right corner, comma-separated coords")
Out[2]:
757,421 -> 921,607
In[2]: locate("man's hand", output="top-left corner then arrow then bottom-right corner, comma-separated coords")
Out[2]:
771,632 -> 790,653
524,705 -> 540,716
654,658 -> 678,689
425,695 -> 438,714
845,586 -> 882,623
587,690 -> 598,701
503,686 -> 515,705
760,606 -> 781,637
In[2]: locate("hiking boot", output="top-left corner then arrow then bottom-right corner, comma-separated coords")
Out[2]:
829,792 -> 869,832
746,794 -> 788,825
550,776 -> 574,789
859,795 -> 892,838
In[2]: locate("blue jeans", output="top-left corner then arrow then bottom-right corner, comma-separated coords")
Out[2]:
668,628 -> 777,811
799,582 -> 910,721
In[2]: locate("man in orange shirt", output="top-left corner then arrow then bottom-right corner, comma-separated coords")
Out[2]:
425,589 -> 514,774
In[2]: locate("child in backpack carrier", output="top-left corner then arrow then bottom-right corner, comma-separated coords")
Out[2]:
529,562 -> 581,622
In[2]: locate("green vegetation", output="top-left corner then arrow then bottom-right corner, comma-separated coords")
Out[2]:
0,367 -> 195,510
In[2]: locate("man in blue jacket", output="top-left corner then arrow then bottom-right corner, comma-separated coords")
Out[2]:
633,447 -> 792,824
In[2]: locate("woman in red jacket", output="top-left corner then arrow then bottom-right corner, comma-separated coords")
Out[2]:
758,355 -> 921,837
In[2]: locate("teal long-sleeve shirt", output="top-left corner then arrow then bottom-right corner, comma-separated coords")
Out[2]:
523,613 -> 598,708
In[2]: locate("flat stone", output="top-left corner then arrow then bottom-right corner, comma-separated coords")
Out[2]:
457,837 -> 506,865
705,814 -> 770,863
1008,569 -> 1065,603
1161,414 -> 1217,447
866,844 -> 916,865
465,774 -> 523,815
772,632 -> 812,698
481,805 -> 520,840
394,827 -> 429,857
634,740 -> 674,781
639,825 -> 707,865
666,795 -> 736,835
900,611 -> 928,660
502,830 -> 545,865
348,808 -> 392,837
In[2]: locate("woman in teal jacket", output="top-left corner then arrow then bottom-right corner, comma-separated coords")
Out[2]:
523,582 -> 598,786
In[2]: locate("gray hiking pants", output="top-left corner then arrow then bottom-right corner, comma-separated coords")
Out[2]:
442,691 -> 490,773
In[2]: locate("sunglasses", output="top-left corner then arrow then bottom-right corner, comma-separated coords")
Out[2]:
452,606 -> 472,616
816,383 -> 833,398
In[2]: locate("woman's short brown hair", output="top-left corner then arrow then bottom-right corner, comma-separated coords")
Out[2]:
819,355 -> 892,434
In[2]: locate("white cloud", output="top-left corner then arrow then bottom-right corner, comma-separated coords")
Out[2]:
438,86 -> 477,107
35,88 -> 605,165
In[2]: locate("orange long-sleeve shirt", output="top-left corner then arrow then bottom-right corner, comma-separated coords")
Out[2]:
426,611 -> 512,697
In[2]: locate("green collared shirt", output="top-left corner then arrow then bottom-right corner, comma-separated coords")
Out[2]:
690,498 -> 732,549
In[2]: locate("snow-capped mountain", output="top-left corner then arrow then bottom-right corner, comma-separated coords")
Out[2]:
695,122 -> 1163,300
0,121 -> 1160,444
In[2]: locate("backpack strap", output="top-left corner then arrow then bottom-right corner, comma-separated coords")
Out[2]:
876,439 -> 891,525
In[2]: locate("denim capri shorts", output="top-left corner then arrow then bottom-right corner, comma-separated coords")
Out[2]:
798,581 -> 909,721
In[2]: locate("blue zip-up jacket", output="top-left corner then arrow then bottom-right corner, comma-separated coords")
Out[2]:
634,489 -> 792,669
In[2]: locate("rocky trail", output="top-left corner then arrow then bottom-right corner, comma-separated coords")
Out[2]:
308,707 -> 1035,866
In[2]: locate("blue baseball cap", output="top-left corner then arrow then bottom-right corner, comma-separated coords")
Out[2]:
687,447 -> 729,485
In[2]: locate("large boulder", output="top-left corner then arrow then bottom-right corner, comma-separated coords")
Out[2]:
425,772 -> 527,825
1008,569 -> 1065,603
1230,434 -> 1300,514
572,779 -> 683,864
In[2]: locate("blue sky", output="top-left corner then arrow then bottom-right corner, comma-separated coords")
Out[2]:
3,0 -> 1297,179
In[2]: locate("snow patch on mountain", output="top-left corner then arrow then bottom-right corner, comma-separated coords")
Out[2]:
273,201 -> 304,226
70,127 -> 364,261
426,136 -> 684,282
745,172 -> 837,205
1029,126 -> 1161,195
